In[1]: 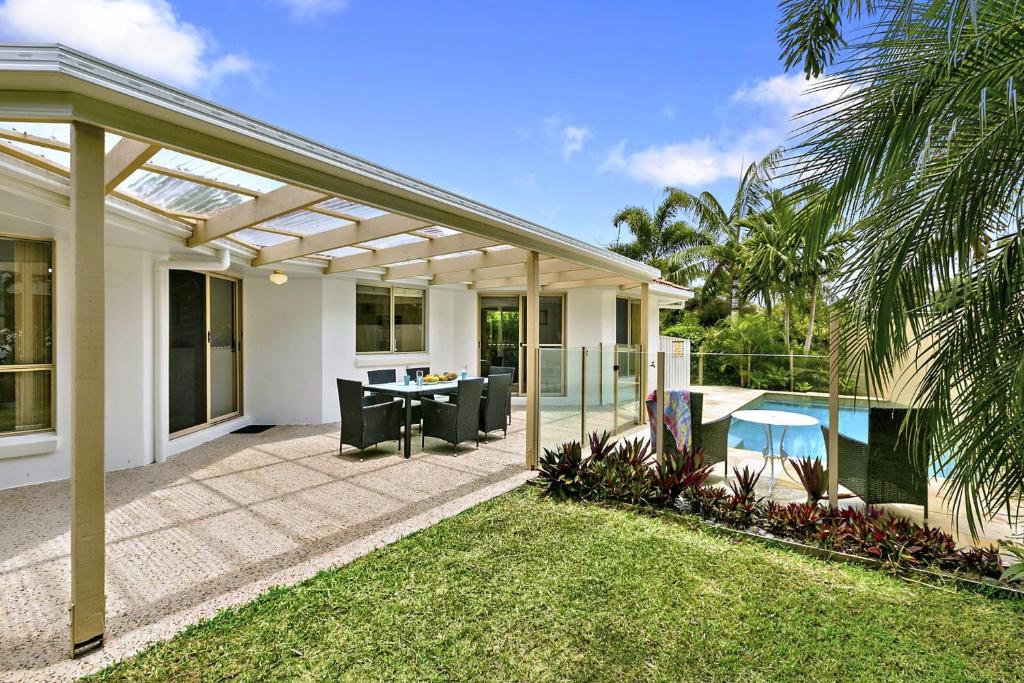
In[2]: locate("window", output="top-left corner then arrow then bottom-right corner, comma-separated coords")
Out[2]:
616,297 -> 642,346
0,236 -> 53,434
356,284 -> 426,353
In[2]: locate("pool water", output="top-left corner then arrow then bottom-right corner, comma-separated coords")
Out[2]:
727,394 -> 869,460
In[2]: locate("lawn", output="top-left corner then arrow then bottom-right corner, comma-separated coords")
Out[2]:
88,488 -> 1024,682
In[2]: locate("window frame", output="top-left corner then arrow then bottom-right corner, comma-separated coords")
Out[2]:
355,282 -> 428,355
0,233 -> 56,437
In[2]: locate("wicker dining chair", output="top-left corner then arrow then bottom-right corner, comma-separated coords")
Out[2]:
479,372 -> 512,440
488,366 -> 516,425
366,369 -> 397,385
820,406 -> 929,518
645,391 -> 730,471
337,378 -> 402,454
420,378 -> 484,449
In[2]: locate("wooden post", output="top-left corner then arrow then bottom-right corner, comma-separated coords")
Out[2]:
698,345 -> 704,385
827,311 -> 839,507
639,283 -> 650,421
655,350 -> 665,466
525,251 -> 540,468
70,121 -> 106,656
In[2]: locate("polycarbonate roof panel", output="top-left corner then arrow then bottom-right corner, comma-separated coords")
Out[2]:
319,245 -> 371,258
263,210 -> 352,236
359,233 -> 426,250
233,229 -> 294,248
315,197 -> 387,220
119,169 -> 249,215
148,150 -> 284,194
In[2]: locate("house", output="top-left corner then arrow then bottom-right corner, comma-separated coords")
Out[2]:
0,44 -> 690,654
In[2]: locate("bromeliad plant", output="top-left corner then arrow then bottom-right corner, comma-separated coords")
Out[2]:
652,446 -> 713,508
792,457 -> 827,504
538,432 -> 1019,584
537,439 -> 588,501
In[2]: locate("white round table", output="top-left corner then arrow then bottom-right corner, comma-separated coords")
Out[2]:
731,409 -> 820,492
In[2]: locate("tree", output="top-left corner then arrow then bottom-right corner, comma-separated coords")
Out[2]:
668,148 -> 783,317
779,0 -> 1024,533
738,189 -> 800,347
608,191 -> 704,285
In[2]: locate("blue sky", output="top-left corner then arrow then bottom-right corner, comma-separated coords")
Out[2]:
0,0 -> 825,246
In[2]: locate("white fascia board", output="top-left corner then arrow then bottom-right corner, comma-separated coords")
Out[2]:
0,44 -> 660,282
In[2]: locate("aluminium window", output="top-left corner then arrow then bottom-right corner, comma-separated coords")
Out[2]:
356,284 -> 426,353
0,236 -> 54,435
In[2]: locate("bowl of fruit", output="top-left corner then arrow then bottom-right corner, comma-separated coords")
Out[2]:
442,371 -> 459,381
423,374 -> 441,384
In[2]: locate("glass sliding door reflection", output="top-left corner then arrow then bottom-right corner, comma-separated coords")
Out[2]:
209,275 -> 239,420
169,270 -> 207,433
480,296 -> 520,390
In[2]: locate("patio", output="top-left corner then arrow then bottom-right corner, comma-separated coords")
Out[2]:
0,411 -> 533,682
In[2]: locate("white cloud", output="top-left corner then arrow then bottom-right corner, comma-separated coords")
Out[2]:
602,128 -> 781,187
0,0 -> 256,89
560,125 -> 591,161
602,73 -> 849,187
731,73 -> 850,116
274,0 -> 349,21
540,116 -> 592,161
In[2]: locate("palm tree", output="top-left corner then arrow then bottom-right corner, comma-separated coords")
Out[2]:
608,191 -> 704,285
738,189 -> 800,347
778,0 -> 1024,532
668,148 -> 783,317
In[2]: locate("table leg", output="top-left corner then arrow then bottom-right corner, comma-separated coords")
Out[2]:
403,397 -> 412,459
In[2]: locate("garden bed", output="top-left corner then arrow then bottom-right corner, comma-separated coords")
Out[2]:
537,431 -> 1024,593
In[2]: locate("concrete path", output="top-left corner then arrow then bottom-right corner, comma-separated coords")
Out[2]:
0,411 -> 533,682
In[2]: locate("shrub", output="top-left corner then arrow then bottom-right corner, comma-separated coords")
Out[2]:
727,466 -> 761,505
791,457 -> 827,504
760,501 -> 824,541
943,545 -> 1004,580
817,507 -> 956,568
652,447 -> 712,508
537,440 -> 589,501
590,437 -> 656,506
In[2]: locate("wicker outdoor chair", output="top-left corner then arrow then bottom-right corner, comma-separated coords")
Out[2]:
420,378 -> 484,449
479,372 -> 512,440
645,391 -> 730,471
337,378 -> 402,454
488,366 -> 516,425
367,369 -> 396,385
820,407 -> 929,518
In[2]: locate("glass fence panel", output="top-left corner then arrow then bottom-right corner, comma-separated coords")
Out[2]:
582,345 -> 615,439
688,352 -> 870,396
538,347 -> 582,452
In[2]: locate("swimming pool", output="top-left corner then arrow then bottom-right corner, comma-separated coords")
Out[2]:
727,393 -> 870,459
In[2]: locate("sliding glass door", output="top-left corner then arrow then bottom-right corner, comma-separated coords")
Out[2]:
478,293 -> 565,396
169,271 -> 241,436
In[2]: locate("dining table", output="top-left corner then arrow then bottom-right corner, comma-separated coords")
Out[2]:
365,376 -> 488,458
730,409 -> 819,493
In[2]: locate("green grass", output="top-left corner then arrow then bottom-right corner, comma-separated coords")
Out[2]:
88,488 -> 1024,683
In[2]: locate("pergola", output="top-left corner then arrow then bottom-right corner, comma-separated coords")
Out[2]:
0,44 -> 670,655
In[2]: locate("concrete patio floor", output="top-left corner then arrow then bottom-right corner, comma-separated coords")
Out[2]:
0,410 -> 533,682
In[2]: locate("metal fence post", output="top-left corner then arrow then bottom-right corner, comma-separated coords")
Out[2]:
789,351 -> 795,392
698,345 -> 704,385
655,351 -> 665,466
580,347 -> 587,445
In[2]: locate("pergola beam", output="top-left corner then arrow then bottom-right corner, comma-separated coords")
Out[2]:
385,247 -> 527,280
543,276 -> 636,290
429,259 -> 582,285
253,214 -> 432,266
325,233 -> 496,274
0,126 -> 69,151
104,137 -> 160,193
472,268 -> 610,290
189,185 -> 327,246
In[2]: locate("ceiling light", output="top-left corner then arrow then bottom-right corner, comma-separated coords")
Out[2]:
269,269 -> 288,285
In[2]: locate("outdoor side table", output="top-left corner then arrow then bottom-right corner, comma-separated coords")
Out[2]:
730,409 -> 819,493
